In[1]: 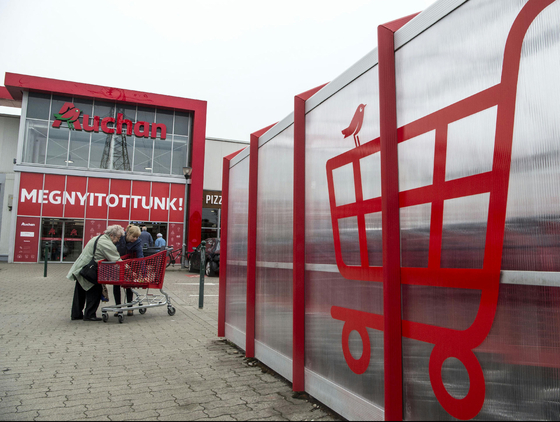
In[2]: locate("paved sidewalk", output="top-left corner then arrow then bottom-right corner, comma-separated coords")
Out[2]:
0,263 -> 341,421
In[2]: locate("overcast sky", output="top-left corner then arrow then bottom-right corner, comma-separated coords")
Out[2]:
0,0 -> 436,141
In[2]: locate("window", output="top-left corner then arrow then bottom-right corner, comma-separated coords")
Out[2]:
22,92 -> 193,176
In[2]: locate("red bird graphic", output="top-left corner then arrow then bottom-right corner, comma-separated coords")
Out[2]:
341,104 -> 366,147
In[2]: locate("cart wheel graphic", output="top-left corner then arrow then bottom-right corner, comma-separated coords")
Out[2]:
168,306 -> 176,316
139,308 -> 147,315
118,314 -> 124,324
341,321 -> 371,375
429,345 -> 485,421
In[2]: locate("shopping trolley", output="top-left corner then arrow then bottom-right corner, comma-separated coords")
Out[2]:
97,250 -> 176,324
326,0 -> 554,419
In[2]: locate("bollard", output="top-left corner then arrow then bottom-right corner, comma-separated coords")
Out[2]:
43,242 -> 51,278
199,240 -> 206,309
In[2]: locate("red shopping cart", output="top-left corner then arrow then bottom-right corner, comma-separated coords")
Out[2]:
97,250 -> 176,323
326,0 -> 554,419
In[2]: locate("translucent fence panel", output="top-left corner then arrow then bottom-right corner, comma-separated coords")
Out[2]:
255,124 -> 295,380
395,0 -> 560,419
305,65 -> 384,419
225,156 -> 250,347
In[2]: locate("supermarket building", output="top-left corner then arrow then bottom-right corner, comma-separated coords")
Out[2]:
0,73 -> 247,263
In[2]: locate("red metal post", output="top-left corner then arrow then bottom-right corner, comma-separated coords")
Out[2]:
293,84 -> 327,392
378,13 -> 418,421
246,124 -> 276,358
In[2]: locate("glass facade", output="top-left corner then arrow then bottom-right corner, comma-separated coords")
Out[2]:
22,92 -> 192,176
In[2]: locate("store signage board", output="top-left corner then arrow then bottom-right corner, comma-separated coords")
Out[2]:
18,173 -> 185,223
14,217 -> 40,263
203,190 -> 222,209
52,102 -> 167,139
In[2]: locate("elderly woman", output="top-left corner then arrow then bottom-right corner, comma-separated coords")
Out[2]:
67,225 -> 124,321
114,224 -> 144,316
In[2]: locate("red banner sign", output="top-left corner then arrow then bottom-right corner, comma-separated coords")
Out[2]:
19,173 -> 185,223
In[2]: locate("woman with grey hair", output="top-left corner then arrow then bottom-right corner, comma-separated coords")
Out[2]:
67,225 -> 124,321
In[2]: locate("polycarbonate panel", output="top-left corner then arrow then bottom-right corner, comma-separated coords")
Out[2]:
396,0 -> 560,419
396,0 -> 526,128
360,152 -> 382,200
502,0 -> 560,272
365,212 -> 382,267
398,130 -> 435,192
225,157 -> 249,340
255,125 -> 294,361
305,65 -> 384,412
404,284 -> 560,420
446,106 -> 497,181
332,164 -> 356,206
400,203 -> 431,268
441,193 -> 489,269
338,216 -> 361,267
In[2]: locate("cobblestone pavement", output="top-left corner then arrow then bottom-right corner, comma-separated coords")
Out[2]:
0,263 -> 342,421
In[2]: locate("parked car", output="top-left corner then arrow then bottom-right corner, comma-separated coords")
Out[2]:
187,238 -> 220,276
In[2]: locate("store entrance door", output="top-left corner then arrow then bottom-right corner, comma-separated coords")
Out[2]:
41,219 -> 84,262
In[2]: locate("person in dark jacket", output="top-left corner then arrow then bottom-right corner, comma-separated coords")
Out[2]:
114,224 -> 143,316
139,226 -> 153,248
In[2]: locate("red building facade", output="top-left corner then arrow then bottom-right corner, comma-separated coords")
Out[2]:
3,73 -> 206,263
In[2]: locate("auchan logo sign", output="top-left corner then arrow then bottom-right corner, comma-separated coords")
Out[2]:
52,102 -> 167,140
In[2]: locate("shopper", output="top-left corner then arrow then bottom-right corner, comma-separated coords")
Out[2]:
114,224 -> 144,316
68,225 -> 124,321
155,233 -> 166,249
139,226 -> 153,248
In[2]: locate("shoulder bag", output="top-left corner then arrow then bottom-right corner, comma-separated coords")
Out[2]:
79,235 -> 102,284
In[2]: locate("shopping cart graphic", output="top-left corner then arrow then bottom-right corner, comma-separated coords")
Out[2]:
326,0 -> 555,419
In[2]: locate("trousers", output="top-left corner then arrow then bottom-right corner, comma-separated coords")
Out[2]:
113,285 -> 133,306
71,279 -> 102,319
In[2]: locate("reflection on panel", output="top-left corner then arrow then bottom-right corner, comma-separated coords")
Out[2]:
225,158 -> 250,337
255,125 -> 294,359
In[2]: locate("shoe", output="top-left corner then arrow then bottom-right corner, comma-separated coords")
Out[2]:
71,316 -> 83,321
83,317 -> 102,321
127,310 -> 134,317
101,295 -> 109,302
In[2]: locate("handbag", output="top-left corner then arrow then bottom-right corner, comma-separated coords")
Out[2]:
79,235 -> 102,284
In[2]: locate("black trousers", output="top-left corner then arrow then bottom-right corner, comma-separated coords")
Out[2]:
71,279 -> 102,319
113,285 -> 133,306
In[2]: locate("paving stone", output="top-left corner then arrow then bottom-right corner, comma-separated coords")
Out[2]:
204,403 -> 251,418
0,264 -> 342,422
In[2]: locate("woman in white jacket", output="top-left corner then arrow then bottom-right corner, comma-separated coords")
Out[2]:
67,225 -> 124,321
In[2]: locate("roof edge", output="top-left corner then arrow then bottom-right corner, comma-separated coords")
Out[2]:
4,73 -> 206,113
